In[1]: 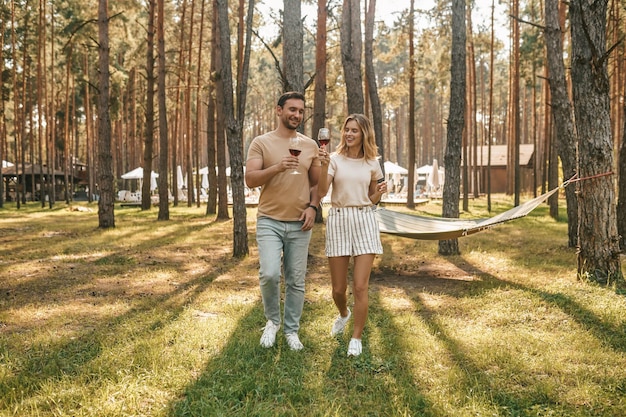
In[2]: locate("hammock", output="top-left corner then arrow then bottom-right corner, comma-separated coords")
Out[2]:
375,186 -> 562,240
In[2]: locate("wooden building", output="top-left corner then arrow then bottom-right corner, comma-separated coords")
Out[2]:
464,144 -> 535,194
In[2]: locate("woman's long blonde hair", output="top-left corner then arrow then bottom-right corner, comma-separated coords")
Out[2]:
335,114 -> 379,160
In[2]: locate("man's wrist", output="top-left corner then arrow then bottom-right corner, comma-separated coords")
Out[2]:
307,204 -> 318,213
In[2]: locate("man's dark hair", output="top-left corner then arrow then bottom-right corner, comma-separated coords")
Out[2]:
277,91 -> 305,108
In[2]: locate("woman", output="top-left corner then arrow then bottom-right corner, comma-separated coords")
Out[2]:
317,114 -> 387,356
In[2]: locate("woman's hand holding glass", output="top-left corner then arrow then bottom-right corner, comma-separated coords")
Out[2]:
317,128 -> 331,167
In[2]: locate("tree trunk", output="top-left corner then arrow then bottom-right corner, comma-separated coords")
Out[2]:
216,0 -> 250,257
142,0 -> 156,210
487,0 -> 495,212
312,0 -> 327,140
312,0 -> 327,222
0,13 -> 4,208
570,0 -> 622,284
205,0 -> 218,215
194,0 -> 207,208
364,0 -> 383,169
283,0 -> 303,94
406,0 -> 415,209
48,8 -> 56,208
84,52 -> 94,204
512,0 -> 520,206
184,0 -> 196,207
213,0 -> 229,220
97,0 -> 115,228
439,0 -> 465,256
157,0 -> 169,220
340,0 -> 364,114
618,98 -> 626,250
545,0 -> 578,248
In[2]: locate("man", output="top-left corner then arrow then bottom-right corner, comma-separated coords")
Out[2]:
245,92 -> 321,351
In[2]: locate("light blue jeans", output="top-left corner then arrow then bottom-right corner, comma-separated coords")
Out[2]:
256,216 -> 312,334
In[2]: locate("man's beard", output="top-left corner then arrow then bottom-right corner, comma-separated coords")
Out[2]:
283,118 -> 300,130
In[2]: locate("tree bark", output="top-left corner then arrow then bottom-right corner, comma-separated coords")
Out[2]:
216,0 -> 250,257
340,0 -> 364,114
364,0 -> 384,179
617,97 -> 626,253
157,0 -> 169,220
0,11 -> 4,208
213,0 -> 229,220
570,0 -> 622,284
97,0 -> 115,227
142,0 -> 156,210
406,0 -> 415,209
544,0 -> 578,247
312,0 -> 328,222
312,0 -> 327,140
439,0 -> 465,256
283,0 -> 303,94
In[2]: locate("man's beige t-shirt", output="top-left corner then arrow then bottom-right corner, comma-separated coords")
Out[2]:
247,131 -> 320,221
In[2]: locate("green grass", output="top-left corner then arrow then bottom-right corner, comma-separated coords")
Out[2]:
1,196 -> 625,416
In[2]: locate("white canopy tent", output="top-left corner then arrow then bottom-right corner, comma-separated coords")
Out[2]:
383,161 -> 408,175
120,167 -> 159,191
383,161 -> 408,194
2,160 -> 14,168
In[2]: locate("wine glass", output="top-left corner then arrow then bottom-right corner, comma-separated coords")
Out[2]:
318,128 -> 330,148
288,136 -> 302,175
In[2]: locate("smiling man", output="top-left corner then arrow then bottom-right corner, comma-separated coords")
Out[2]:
245,91 -> 321,351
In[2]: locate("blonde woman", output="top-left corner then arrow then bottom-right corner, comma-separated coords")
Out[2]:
317,114 -> 387,356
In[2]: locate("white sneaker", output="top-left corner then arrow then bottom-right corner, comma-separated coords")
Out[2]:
260,320 -> 280,348
347,338 -> 362,356
330,308 -> 351,336
285,333 -> 304,351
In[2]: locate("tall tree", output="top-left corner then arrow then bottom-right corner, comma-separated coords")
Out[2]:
617,102 -> 626,253
194,0 -> 207,208
487,0 -> 495,212
142,0 -> 156,211
213,0 -> 229,221
97,0 -> 115,227
406,0 -> 416,209
340,0 -> 364,114
312,0 -> 327,139
511,0 -> 521,206
364,0 -> 384,175
283,0 -> 303,94
0,7 -> 4,208
439,0 -> 466,256
312,0 -> 327,223
206,68 -> 218,215
570,0 -> 622,284
544,0 -> 578,247
156,0 -> 169,220
216,0 -> 253,257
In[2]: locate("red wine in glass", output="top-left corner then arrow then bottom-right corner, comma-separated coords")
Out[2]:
288,136 -> 302,174
318,128 -> 330,148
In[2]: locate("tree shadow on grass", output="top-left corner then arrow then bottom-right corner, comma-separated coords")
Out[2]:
323,291 -> 433,416
443,255 -> 626,354
0,218 -> 230,311
169,306 -> 314,416
0,250 -> 243,411
169,297 -> 431,417
382,254 -> 626,415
